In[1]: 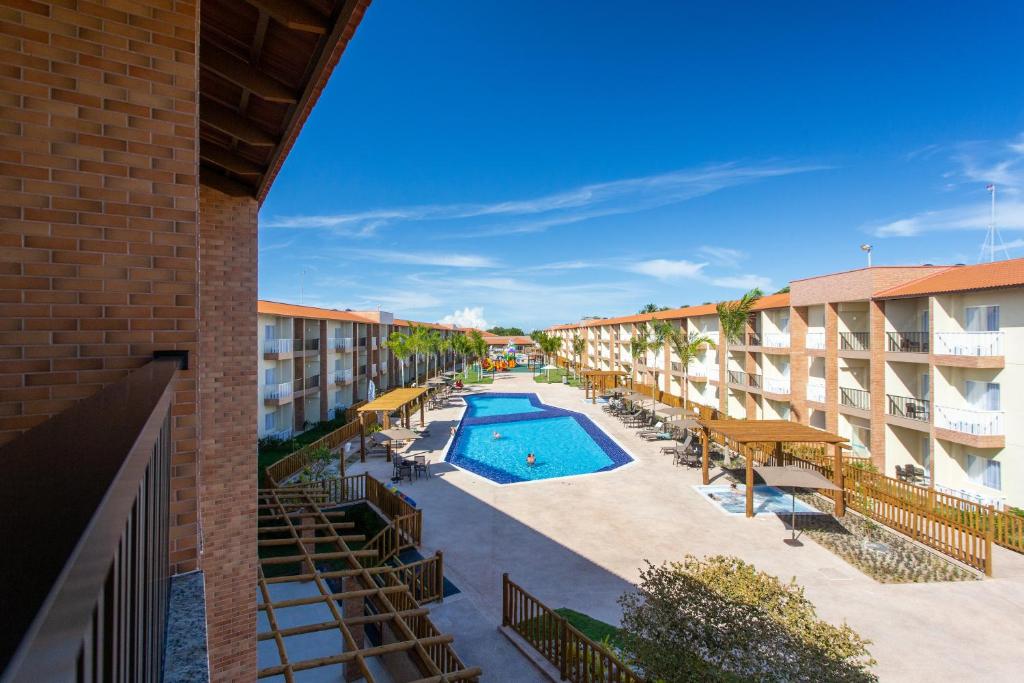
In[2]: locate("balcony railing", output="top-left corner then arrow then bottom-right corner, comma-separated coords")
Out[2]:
329,369 -> 354,385
763,377 -> 790,395
886,331 -> 929,353
934,405 -> 1004,436
688,364 -> 708,378
887,394 -> 930,422
302,337 -> 320,352
332,336 -> 353,352
297,374 -> 320,392
264,338 -> 293,354
840,386 -> 870,411
371,363 -> 378,376
763,332 -> 790,348
805,331 -> 825,349
0,356 -> 182,681
728,370 -> 761,389
807,378 -> 826,403
371,337 -> 378,350
358,365 -> 367,376
934,331 -> 1004,357
265,427 -> 293,441
358,336 -> 367,348
263,381 -> 293,401
746,332 -> 762,347
839,331 -> 869,351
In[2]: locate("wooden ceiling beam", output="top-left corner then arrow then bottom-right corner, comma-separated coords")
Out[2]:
246,0 -> 328,34
200,166 -> 256,197
200,144 -> 265,176
201,43 -> 297,103
200,98 -> 277,147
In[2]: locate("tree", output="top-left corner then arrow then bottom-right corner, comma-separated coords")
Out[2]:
775,285 -> 791,294
383,331 -> 413,387
628,322 -> 650,387
425,329 -> 442,380
488,326 -> 525,336
537,333 -> 561,367
716,288 -> 762,416
646,319 -> 673,393
468,330 -> 488,376
618,555 -> 876,683
450,333 -> 471,374
438,335 -> 453,372
639,303 -> 670,314
571,334 -> 586,378
407,325 -> 430,384
666,328 -> 717,410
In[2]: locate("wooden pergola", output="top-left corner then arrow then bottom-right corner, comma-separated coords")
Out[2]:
256,486 -> 480,681
356,388 -> 429,461
581,370 -> 627,403
698,419 -> 849,517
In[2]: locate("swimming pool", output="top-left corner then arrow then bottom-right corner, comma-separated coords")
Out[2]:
695,484 -> 821,516
447,393 -> 632,484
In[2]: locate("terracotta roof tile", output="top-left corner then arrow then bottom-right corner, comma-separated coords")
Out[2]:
550,292 -> 790,330
258,300 -> 375,323
875,258 -> 1024,298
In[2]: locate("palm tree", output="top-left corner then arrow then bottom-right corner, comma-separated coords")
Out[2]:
666,327 -> 717,411
384,331 -> 413,387
407,325 -> 429,384
647,319 -> 673,394
451,333 -> 471,374
438,335 -> 453,372
571,334 -> 585,378
716,288 -> 762,416
538,333 -> 561,367
468,330 -> 487,378
628,322 -> 649,387
425,329 -> 442,380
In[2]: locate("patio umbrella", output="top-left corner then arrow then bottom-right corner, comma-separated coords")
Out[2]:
374,427 -> 421,460
657,406 -> 689,419
541,363 -> 558,381
426,377 -> 446,385
753,466 -> 840,546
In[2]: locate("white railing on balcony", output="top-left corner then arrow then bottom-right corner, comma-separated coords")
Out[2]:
934,483 -> 1006,510
934,331 -> 1004,357
265,427 -> 293,441
371,363 -> 378,376
329,369 -> 354,385
764,377 -> 790,395
263,381 -> 292,401
332,336 -> 353,352
934,405 -> 1004,436
264,338 -> 293,354
371,338 -> 378,350
763,333 -> 791,348
806,378 -> 826,403
688,364 -> 708,378
805,331 -> 825,350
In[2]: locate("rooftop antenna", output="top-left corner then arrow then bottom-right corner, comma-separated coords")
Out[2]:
860,244 -> 873,268
299,267 -> 308,305
979,184 -> 1010,263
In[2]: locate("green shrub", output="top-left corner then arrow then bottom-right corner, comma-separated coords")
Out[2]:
618,555 -> 876,682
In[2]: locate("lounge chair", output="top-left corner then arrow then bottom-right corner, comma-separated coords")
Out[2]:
638,421 -> 664,436
642,430 -> 673,441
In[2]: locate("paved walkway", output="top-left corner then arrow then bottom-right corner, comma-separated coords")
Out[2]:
348,373 -> 1024,681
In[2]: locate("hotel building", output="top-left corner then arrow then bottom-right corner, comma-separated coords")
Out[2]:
551,260 -> 1024,509
257,301 -> 462,440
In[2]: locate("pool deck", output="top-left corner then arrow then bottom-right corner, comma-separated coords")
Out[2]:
348,373 -> 1024,682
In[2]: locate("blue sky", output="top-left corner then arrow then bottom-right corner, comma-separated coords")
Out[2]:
259,1 -> 1024,330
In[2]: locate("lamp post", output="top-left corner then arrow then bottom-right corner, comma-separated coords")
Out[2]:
860,244 -> 872,268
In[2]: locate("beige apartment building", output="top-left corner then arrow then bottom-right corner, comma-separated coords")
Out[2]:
550,260 -> 1024,509
257,301 -> 461,439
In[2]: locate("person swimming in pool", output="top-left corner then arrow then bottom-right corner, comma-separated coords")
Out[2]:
492,431 -> 501,440
526,452 -> 536,466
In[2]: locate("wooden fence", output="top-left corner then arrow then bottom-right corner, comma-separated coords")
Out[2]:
502,574 -> 642,683
390,552 -> 445,604
326,473 -> 424,548
264,412 -> 377,487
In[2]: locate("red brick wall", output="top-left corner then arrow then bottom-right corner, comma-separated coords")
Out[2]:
869,299 -> 886,470
825,304 -> 839,433
0,0 -> 201,569
790,306 -> 808,424
197,185 -> 258,681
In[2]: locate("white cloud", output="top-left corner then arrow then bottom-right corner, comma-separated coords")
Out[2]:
628,259 -> 707,280
709,274 -> 774,290
341,249 -> 497,268
440,306 -> 489,330
697,246 -> 747,267
869,201 -> 1024,238
263,162 -> 826,238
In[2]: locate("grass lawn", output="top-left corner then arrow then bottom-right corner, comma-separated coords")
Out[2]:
457,368 -> 494,384
533,368 -> 582,387
555,608 -> 624,649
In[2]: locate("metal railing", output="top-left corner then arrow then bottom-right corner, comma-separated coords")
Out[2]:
840,386 -> 870,410
762,332 -> 790,348
887,394 -> 930,422
727,370 -> 761,389
0,356 -> 182,681
746,332 -> 762,347
934,331 -> 1004,356
329,369 -> 354,386
296,374 -> 320,392
303,337 -> 320,352
805,331 -> 825,349
935,405 -> 1004,436
839,331 -> 869,351
886,331 -> 929,353
263,381 -> 293,401
264,338 -> 293,354
806,378 -> 826,403
331,336 -> 352,352
763,376 -> 790,395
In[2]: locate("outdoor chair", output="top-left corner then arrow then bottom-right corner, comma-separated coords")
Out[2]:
393,458 -> 413,483
894,465 -> 907,481
638,421 -> 664,436
413,454 -> 430,479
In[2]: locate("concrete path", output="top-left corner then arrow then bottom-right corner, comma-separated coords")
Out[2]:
349,373 -> 1024,682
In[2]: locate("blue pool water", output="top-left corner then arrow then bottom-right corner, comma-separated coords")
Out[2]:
465,395 -> 544,418
696,484 -> 821,515
447,393 -> 632,484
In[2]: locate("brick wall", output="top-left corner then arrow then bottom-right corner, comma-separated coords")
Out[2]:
197,185 -> 258,681
0,0 -> 201,569
869,299 -> 887,470
790,306 -> 809,423
825,304 -> 839,433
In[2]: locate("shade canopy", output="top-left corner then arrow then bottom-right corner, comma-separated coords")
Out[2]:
426,377 -> 446,385
357,387 -> 429,413
700,419 -> 848,445
443,371 -> 459,376
541,364 -> 559,370
658,406 -> 691,417
754,466 -> 841,491
376,427 -> 420,442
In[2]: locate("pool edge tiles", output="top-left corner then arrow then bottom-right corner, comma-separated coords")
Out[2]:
446,392 -> 634,485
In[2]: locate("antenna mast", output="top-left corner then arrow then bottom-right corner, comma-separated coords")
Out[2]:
979,184 -> 1009,263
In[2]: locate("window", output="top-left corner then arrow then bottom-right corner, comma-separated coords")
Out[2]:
264,324 -> 275,340
965,305 -> 999,332
965,380 -> 1000,411
334,390 -> 342,406
920,436 -> 931,473
264,368 -> 275,385
264,413 -> 274,431
778,315 -> 790,333
920,373 -> 929,400
967,454 -> 1001,490
334,359 -> 342,371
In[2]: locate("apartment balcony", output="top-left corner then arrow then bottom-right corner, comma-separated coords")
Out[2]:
294,374 -> 320,397
264,427 -> 293,441
263,338 -> 293,359
263,381 -> 294,405
839,386 -> 870,413
329,369 -> 354,386
886,394 -> 930,431
762,332 -> 790,350
746,332 -> 762,347
371,337 -> 378,350
934,405 -> 1005,448
358,336 -> 367,348
687,363 -> 709,380
933,331 -> 1005,369
805,331 -> 825,350
763,376 -> 790,397
303,337 -> 320,352
371,363 -> 378,376
806,378 -> 826,404
839,331 -> 869,353
331,336 -> 353,352
728,370 -> 761,391
886,331 -> 929,354
358,364 -> 367,376
700,331 -> 720,346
